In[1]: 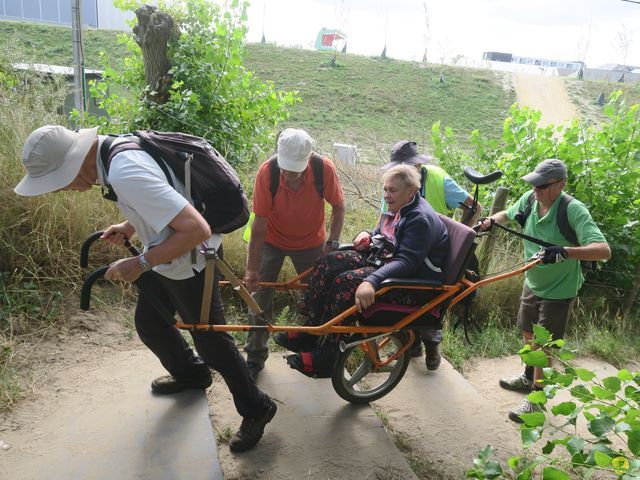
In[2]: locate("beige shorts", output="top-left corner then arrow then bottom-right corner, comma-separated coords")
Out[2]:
516,284 -> 575,341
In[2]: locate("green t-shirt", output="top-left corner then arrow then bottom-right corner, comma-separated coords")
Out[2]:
505,191 -> 607,299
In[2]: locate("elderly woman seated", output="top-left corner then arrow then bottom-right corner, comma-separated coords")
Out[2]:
276,164 -> 450,377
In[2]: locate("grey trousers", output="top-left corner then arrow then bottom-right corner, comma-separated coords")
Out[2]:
244,242 -> 324,366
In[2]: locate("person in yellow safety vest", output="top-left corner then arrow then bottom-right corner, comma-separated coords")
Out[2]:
380,140 -> 482,370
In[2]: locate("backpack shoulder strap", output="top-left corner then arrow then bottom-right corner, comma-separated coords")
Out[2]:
515,191 -> 535,228
98,133 -> 174,202
268,153 -> 324,199
309,153 -> 324,198
557,194 -> 578,245
419,166 -> 427,198
268,155 -> 279,199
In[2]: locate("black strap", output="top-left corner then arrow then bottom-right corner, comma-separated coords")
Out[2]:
268,153 -> 324,199
419,166 -> 427,198
491,221 -> 555,248
515,191 -> 578,245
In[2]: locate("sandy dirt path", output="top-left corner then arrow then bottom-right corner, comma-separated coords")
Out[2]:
513,73 -> 578,127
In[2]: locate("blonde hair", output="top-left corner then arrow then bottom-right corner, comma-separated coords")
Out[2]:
383,164 -> 421,191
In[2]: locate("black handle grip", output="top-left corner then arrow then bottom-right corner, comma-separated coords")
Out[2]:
80,266 -> 109,310
80,231 -> 105,268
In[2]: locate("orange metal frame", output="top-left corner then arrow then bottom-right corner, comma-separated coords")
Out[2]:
175,257 -> 542,338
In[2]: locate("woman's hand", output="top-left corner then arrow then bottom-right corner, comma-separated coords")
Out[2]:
355,281 -> 376,312
353,232 -> 371,251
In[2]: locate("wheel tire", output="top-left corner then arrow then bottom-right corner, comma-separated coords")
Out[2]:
331,332 -> 411,404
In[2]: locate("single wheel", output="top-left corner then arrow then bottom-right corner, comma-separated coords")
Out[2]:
331,331 -> 411,404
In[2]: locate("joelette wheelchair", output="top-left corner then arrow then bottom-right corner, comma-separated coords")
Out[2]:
79,168 -> 542,404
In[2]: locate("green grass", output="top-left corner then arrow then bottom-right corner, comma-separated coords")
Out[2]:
1,19 -> 515,156
0,20 -> 130,70
244,43 -> 514,153
565,77 -> 640,125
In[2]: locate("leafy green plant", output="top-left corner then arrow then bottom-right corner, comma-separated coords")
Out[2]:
432,95 -> 639,311
76,0 -> 298,165
467,326 -> 640,479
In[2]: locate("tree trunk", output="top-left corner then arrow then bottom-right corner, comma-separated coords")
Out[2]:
133,5 -> 176,104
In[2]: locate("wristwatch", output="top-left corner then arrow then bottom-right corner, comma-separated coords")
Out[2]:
327,240 -> 340,250
139,254 -> 152,272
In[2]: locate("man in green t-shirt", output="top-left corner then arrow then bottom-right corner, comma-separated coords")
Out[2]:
479,159 -> 610,423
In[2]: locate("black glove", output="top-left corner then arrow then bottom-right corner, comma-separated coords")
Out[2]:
542,246 -> 568,264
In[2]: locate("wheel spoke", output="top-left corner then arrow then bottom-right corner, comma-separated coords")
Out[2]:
347,359 -> 371,387
377,363 -> 397,373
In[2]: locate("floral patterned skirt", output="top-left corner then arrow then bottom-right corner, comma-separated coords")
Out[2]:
303,250 -> 434,327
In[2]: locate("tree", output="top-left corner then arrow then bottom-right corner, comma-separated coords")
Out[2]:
612,24 -> 634,67
77,0 -> 297,165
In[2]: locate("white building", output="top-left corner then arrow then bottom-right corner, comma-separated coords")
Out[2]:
0,0 -> 146,30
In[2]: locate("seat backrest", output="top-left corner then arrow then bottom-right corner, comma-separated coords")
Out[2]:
438,214 -> 477,285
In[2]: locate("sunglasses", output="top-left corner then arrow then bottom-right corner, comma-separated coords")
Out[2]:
533,180 -> 562,190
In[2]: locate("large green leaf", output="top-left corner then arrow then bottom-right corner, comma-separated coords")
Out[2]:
521,427 -> 541,447
588,415 -> 615,437
542,466 -> 569,480
528,390 -> 548,405
602,376 -> 622,393
520,411 -> 545,427
520,349 -> 548,367
552,402 -> 577,416
575,368 -> 595,382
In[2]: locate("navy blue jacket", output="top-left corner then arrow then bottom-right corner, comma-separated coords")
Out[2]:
365,194 -> 449,289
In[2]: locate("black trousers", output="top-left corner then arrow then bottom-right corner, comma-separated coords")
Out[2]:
134,246 -> 269,418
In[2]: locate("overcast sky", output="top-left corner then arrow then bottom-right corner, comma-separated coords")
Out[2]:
244,0 -> 640,68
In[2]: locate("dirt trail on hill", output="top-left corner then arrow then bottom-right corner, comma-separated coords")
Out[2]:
513,73 -> 577,126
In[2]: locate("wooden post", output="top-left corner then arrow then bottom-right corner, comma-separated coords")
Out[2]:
478,186 -> 510,272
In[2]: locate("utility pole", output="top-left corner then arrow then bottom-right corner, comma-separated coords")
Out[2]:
72,0 -> 86,118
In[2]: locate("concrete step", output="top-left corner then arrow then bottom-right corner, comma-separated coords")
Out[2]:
209,356 -> 419,480
1,349 -> 223,480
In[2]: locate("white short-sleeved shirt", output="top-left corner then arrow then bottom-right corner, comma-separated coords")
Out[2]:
96,136 -> 218,280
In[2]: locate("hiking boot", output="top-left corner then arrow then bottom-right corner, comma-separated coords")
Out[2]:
229,398 -> 277,452
409,339 -> 423,357
273,331 -> 318,352
424,342 -> 441,370
151,374 -> 212,395
508,398 -> 540,423
247,362 -> 263,383
499,374 -> 534,393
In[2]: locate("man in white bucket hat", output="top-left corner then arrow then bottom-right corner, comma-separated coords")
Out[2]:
242,128 -> 345,381
16,125 -> 277,453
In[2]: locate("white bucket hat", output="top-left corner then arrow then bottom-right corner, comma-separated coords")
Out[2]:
14,125 -> 99,196
277,128 -> 313,173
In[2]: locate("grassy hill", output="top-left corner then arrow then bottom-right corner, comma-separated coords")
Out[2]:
1,19 -> 514,155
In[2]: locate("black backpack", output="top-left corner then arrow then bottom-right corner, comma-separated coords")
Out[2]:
100,131 -> 250,234
267,152 -> 325,198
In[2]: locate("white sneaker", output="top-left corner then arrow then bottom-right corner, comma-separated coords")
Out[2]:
508,398 -> 540,423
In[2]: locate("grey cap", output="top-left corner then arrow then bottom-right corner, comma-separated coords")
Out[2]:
521,159 -> 567,186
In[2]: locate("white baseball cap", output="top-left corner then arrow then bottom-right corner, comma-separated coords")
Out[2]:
276,128 -> 313,173
14,125 -> 98,196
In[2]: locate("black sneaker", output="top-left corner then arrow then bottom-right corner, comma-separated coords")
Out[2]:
229,399 -> 277,452
151,374 -> 212,394
425,342 -> 441,371
247,362 -> 264,382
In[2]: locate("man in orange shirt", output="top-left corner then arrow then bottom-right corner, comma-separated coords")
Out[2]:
244,128 -> 345,381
